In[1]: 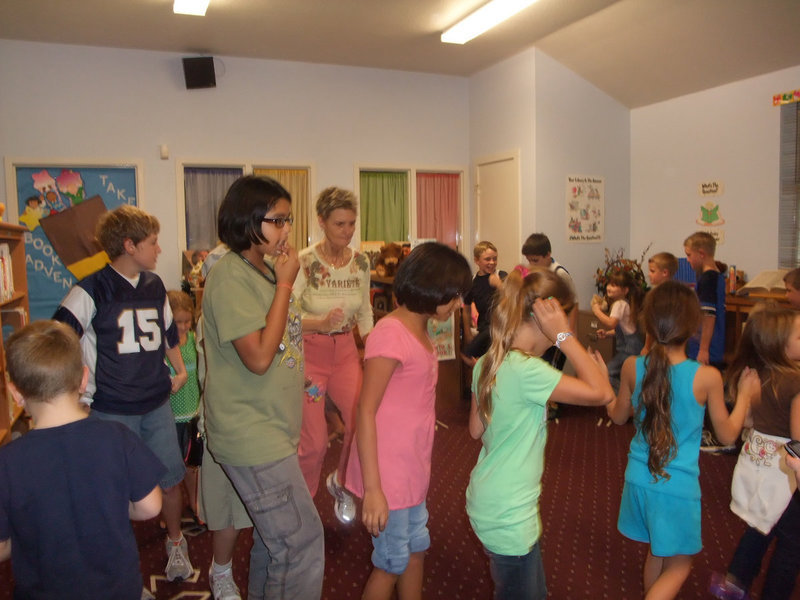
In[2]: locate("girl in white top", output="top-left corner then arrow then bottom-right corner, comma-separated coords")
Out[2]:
592,269 -> 645,391
293,187 -> 373,524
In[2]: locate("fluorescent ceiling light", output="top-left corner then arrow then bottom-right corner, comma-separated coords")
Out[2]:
174,0 -> 210,16
441,0 -> 538,44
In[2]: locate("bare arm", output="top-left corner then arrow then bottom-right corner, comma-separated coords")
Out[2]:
232,248 -> 299,374
0,538 -> 9,562
165,344 -> 188,393
534,297 -> 614,407
357,355 -> 398,537
607,356 -> 636,424
790,392 -> 800,441
786,454 -> 800,489
707,366 -> 756,445
129,486 -> 162,521
591,302 -> 618,329
696,314 -> 715,365
462,305 -> 474,344
469,393 -> 485,439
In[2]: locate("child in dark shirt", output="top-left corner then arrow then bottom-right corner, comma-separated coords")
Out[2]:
683,232 -> 726,367
0,320 -> 164,599
461,241 -> 507,364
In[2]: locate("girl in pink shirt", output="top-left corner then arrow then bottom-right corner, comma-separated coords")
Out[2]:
346,242 -> 472,600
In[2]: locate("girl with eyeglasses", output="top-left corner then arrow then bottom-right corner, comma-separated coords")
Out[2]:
201,175 -> 324,599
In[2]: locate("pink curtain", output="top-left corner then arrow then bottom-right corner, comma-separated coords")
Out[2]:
416,172 -> 459,248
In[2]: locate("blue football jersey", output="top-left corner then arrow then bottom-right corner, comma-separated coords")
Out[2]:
54,265 -> 178,415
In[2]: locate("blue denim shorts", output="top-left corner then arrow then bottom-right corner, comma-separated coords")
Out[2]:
91,400 -> 186,489
371,501 -> 431,575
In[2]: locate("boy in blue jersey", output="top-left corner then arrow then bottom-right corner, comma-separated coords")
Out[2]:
683,231 -> 726,367
53,205 -> 194,583
0,320 -> 164,599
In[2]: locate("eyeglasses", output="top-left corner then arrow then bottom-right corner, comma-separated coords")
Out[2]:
262,215 -> 294,228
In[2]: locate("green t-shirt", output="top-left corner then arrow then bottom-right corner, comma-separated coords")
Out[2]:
201,252 -> 304,466
466,351 -> 562,555
167,330 -> 200,423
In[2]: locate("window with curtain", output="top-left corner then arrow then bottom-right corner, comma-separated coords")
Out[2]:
779,102 -> 800,268
416,172 -> 460,248
360,171 -> 408,242
184,167 -> 243,250
253,167 -> 310,250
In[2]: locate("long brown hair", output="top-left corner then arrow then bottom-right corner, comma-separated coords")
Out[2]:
726,302 -> 800,402
638,281 -> 700,480
475,268 -> 574,425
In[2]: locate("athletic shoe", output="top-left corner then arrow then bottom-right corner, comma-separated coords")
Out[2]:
165,535 -> 194,582
210,566 -> 241,600
700,429 -> 736,454
326,470 -> 356,524
709,572 -> 749,599
141,587 -> 155,600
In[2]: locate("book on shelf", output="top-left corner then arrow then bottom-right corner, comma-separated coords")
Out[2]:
736,269 -> 788,296
0,243 -> 13,301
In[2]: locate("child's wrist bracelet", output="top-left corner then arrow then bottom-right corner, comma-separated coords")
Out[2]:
277,282 -> 293,291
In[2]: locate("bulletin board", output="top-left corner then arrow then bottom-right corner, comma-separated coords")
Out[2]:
4,159 -> 141,321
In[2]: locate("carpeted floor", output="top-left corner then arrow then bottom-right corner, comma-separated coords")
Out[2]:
0,403 -> 778,599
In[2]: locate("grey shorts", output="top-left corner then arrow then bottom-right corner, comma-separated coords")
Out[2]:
199,450 -> 252,531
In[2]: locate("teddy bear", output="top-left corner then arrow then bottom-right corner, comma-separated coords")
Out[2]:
374,242 -> 405,278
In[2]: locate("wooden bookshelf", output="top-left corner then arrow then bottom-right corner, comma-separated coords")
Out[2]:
0,223 -> 30,445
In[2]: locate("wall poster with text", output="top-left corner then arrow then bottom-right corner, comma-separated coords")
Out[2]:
5,161 -> 140,321
566,175 -> 604,243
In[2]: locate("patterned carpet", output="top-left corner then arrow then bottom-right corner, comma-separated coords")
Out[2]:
0,403 -> 776,599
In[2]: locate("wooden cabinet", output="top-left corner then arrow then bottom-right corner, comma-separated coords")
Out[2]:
0,223 -> 30,445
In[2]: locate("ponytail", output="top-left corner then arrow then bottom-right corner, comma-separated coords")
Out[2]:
637,281 -> 701,481
475,268 -> 573,425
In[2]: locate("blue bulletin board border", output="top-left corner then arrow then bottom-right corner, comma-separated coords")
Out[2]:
3,158 -> 142,322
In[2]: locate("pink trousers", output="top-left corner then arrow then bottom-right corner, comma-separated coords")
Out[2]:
298,331 -> 362,497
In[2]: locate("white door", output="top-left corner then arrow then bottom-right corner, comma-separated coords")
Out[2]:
475,153 -> 521,274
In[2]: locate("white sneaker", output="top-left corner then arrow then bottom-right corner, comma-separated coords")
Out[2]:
326,470 -> 356,524
165,535 -> 194,582
210,566 -> 241,600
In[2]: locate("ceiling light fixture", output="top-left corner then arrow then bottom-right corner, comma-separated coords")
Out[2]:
174,0 -> 210,16
441,0 -> 538,44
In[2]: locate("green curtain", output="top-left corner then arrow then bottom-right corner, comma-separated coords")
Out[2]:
360,171 -> 408,242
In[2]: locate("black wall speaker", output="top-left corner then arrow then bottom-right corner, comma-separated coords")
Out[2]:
182,56 -> 216,89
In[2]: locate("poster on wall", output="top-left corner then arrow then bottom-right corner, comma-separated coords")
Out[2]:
566,175 -> 604,243
5,161 -> 139,321
427,314 -> 455,361
695,178 -> 725,245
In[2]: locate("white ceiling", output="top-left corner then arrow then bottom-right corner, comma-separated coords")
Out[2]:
2,0 -> 799,108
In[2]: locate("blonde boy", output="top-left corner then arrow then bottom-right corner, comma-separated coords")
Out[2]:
648,252 -> 678,286
461,241 -> 507,362
0,321 -> 164,599
683,232 -> 725,366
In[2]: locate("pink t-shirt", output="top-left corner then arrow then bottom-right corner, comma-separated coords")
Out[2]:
345,316 -> 438,509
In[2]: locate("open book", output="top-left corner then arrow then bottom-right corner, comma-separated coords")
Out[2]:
736,269 -> 788,296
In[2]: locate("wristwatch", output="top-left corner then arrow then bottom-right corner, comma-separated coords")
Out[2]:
555,332 -> 573,349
